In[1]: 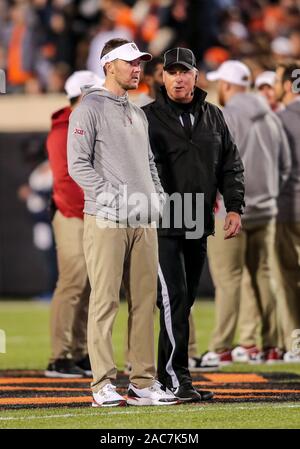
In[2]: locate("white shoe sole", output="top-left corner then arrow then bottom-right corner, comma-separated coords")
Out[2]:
92,399 -> 127,408
127,397 -> 178,406
44,370 -> 84,378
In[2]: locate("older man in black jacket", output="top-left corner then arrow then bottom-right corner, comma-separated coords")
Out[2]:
143,48 -> 245,402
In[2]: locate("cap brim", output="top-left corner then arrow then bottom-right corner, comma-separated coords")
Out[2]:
255,77 -> 275,89
164,61 -> 195,71
123,52 -> 152,62
255,81 -> 271,89
206,70 -> 220,81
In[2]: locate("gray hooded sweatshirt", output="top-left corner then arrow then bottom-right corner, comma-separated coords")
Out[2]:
67,87 -> 165,225
222,92 -> 291,222
277,98 -> 300,222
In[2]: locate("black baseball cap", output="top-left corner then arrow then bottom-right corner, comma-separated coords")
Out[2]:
163,47 -> 197,71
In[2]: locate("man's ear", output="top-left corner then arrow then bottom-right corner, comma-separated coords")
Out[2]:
107,61 -> 114,75
224,81 -> 231,92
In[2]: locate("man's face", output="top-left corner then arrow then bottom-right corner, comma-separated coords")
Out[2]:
258,84 -> 277,108
112,58 -> 141,91
144,63 -> 164,90
163,64 -> 197,103
274,66 -> 285,101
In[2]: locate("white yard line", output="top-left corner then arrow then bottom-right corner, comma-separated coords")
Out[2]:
0,403 -> 300,422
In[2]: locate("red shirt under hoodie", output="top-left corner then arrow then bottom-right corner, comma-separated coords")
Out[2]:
47,107 -> 84,219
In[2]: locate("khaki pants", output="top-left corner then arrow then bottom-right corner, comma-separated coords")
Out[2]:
275,222 -> 300,351
50,210 -> 90,362
238,268 -> 260,347
208,218 -> 278,352
83,214 -> 158,393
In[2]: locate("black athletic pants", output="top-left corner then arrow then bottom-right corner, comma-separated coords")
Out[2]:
157,235 -> 207,389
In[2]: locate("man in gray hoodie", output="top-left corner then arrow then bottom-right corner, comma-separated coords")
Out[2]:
274,61 -> 300,362
67,38 -> 177,407
201,60 -> 291,366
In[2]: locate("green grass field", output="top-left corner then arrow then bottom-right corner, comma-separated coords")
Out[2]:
0,299 -> 300,429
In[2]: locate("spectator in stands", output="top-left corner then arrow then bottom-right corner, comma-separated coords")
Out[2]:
4,2 -> 37,92
87,13 -> 132,79
2,0 -> 300,96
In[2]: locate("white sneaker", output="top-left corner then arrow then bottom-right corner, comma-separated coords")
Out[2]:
127,381 -> 178,406
231,346 -> 249,363
201,351 -> 221,365
283,351 -> 300,363
188,355 -> 219,372
92,384 -> 127,407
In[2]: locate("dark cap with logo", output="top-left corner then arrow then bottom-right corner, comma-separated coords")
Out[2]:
163,48 -> 197,71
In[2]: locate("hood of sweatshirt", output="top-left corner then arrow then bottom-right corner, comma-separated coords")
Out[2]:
223,92 -> 271,161
226,92 -> 270,122
81,87 -> 133,127
82,86 -> 129,105
50,106 -> 71,130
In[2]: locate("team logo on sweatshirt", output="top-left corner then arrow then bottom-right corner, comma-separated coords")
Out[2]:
73,127 -> 85,136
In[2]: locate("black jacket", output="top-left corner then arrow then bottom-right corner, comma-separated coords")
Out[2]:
143,87 -> 245,237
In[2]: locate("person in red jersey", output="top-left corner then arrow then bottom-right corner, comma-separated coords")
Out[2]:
45,71 -> 103,378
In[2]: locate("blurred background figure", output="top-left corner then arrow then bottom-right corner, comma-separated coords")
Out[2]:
134,55 -> 163,106
87,12 -> 132,80
18,160 -> 56,299
202,60 -> 291,366
255,70 -> 284,111
1,0 -> 300,94
3,1 -> 37,93
45,70 -> 102,379
274,61 -> 300,363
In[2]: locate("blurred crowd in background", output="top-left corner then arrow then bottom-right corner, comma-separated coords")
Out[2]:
1,0 -> 300,94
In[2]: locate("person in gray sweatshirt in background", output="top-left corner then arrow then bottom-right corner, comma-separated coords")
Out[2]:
67,38 -> 178,407
274,61 -> 300,363
201,60 -> 291,366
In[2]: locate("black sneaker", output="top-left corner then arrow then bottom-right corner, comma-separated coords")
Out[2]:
195,389 -> 214,401
172,384 -> 214,403
76,354 -> 92,376
44,358 -> 86,378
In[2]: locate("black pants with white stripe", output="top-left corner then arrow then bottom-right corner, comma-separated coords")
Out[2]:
157,235 -> 207,389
